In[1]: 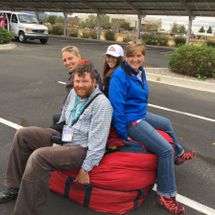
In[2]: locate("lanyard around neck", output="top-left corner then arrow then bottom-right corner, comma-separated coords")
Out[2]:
66,92 -> 102,128
69,96 -> 87,127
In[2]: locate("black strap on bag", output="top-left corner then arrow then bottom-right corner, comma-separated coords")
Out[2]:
133,189 -> 144,210
64,176 -> 73,197
71,92 -> 102,126
64,176 -> 93,208
83,184 -> 93,208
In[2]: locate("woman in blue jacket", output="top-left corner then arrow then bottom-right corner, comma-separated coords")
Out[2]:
108,40 -> 197,214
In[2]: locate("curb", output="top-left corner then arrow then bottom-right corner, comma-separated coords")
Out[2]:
49,35 -> 175,50
146,67 -> 215,94
49,34 -> 127,45
0,42 -> 17,50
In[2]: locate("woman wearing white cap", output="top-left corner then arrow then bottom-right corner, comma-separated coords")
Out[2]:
103,44 -> 124,96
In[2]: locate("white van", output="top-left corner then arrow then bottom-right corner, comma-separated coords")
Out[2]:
0,11 -> 49,44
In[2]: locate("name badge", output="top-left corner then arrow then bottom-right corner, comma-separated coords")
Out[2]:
61,126 -> 73,142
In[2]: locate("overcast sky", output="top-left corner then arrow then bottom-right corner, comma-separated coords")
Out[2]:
147,15 -> 215,33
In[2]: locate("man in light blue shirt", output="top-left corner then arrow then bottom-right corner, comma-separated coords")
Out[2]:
0,61 -> 113,215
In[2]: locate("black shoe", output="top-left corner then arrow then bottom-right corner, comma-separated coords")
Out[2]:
0,187 -> 19,203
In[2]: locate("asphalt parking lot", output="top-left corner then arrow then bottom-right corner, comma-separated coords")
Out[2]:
0,37 -> 214,215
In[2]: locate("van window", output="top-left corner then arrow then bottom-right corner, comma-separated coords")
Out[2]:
11,14 -> 18,23
18,14 -> 39,24
0,12 -> 5,19
6,13 -> 11,21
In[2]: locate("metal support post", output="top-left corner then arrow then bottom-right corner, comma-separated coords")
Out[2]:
96,13 -> 101,40
137,13 -> 142,39
186,15 -> 195,45
63,12 -> 68,37
35,11 -> 39,20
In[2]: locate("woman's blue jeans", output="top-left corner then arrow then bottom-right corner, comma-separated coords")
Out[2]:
127,112 -> 184,197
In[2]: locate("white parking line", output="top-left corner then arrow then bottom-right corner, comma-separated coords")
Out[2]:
0,116 -> 215,215
57,81 -> 66,85
0,117 -> 22,130
149,104 -> 215,123
176,194 -> 215,215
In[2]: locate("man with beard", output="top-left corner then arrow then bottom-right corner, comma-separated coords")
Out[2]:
0,61 -> 113,215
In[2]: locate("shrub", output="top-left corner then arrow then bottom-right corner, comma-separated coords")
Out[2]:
68,28 -> 79,37
50,24 -> 64,35
141,34 -> 168,46
206,40 -> 215,48
81,31 -> 97,39
81,31 -> 91,38
174,36 -> 186,47
104,30 -> 115,41
80,30 -> 97,39
0,28 -> 13,44
169,45 -> 215,78
90,31 -> 97,39
123,35 -> 136,43
141,34 -> 156,45
157,35 -> 168,46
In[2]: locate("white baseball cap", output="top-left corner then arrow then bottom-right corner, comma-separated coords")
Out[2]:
105,44 -> 124,57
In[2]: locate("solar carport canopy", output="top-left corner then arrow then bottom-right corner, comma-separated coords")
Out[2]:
0,0 -> 215,16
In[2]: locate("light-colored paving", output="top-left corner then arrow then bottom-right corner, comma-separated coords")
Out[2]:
0,42 -> 17,50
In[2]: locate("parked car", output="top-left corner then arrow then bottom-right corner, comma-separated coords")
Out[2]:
0,10 -> 49,44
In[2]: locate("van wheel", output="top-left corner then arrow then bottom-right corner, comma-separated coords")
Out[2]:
18,32 -> 26,43
40,38 -> 48,44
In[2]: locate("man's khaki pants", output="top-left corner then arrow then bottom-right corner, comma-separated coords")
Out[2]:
4,126 -> 87,215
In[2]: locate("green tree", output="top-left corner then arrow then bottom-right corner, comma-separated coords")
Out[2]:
199,26 -> 205,33
144,23 -> 161,32
47,15 -> 57,25
171,23 -> 186,35
80,21 -> 86,29
178,25 -> 187,34
86,15 -> 96,29
207,26 -> 212,34
120,21 -> 130,31
101,15 -> 111,29
171,23 -> 179,34
56,16 -> 64,24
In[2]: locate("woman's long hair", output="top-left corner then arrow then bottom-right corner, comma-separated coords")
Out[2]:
103,56 -> 123,85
